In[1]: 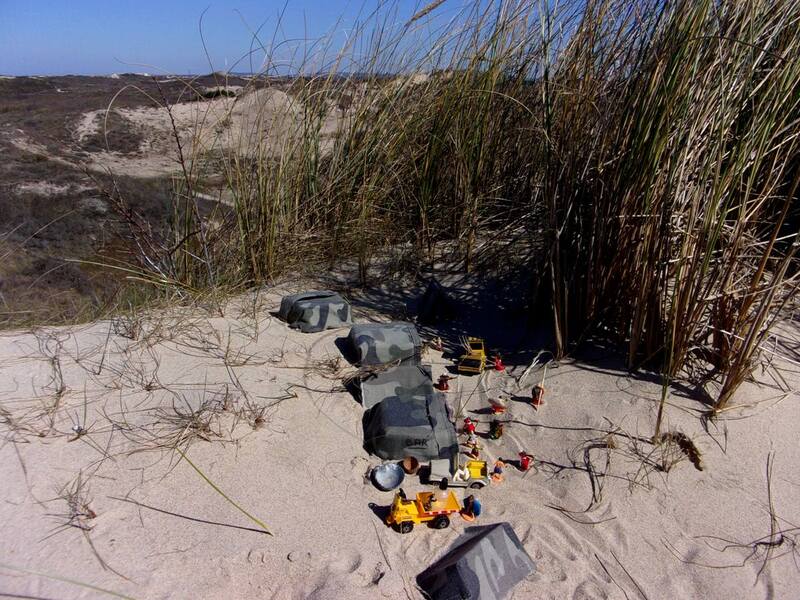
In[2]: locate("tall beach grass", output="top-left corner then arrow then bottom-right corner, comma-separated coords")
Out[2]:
107,0 -> 800,416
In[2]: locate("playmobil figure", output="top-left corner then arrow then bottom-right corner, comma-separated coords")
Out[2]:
518,452 -> 533,472
463,417 -> 477,436
435,374 -> 455,391
453,465 -> 470,482
460,494 -> 483,522
493,354 -> 505,371
491,460 -> 505,482
488,395 -> 508,414
488,419 -> 504,440
532,384 -> 546,407
466,440 -> 483,460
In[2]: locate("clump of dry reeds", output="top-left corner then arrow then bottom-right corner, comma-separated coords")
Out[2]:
102,0 -> 798,425
106,390 -> 231,455
47,472 -> 96,535
44,472 -> 127,578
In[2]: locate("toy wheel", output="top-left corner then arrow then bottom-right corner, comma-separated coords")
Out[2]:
432,515 -> 450,529
469,482 -> 484,489
399,522 -> 413,534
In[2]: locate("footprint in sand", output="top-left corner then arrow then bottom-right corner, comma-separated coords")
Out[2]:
286,550 -> 312,563
329,550 -> 362,574
572,578 -> 609,599
532,552 -> 569,584
549,484 -> 570,500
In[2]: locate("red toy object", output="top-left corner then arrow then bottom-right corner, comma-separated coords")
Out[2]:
463,418 -> 476,435
518,452 -> 533,472
531,385 -> 546,408
493,355 -> 505,371
435,374 -> 454,392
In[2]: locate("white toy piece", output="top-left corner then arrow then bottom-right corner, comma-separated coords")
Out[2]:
453,466 -> 470,482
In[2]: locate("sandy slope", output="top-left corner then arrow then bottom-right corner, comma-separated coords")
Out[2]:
1,286 -> 798,599
10,86 -> 338,180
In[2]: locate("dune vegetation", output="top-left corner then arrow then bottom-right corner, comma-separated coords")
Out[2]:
104,0 -> 800,416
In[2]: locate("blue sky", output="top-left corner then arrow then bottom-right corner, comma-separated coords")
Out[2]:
0,1 -> 461,75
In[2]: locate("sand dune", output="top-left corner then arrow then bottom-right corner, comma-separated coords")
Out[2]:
1,285 -> 798,599
10,85 -> 336,180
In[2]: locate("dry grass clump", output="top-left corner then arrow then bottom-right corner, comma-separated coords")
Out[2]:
547,420 -> 706,510
47,472 -> 96,536
111,312 -> 142,340
44,472 -> 127,578
151,395 -> 225,445
239,397 -> 269,430
107,389 -> 233,455
341,359 -> 402,388
101,0 -> 798,422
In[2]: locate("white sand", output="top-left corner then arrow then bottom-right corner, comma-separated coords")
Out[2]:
13,182 -> 93,196
1,286 -> 798,599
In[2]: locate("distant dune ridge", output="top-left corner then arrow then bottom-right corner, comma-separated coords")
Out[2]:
8,81 -> 317,178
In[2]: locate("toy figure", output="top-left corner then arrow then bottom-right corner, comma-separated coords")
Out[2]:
466,440 -> 482,460
518,452 -> 533,472
532,384 -> 546,408
488,395 -> 508,414
435,374 -> 455,391
432,336 -> 444,352
463,417 -> 476,436
491,460 -> 505,482
493,354 -> 505,371
460,494 -> 483,522
488,419 -> 504,440
453,466 -> 470,482
425,482 -> 448,511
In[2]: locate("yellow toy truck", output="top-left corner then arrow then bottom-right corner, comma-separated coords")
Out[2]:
385,489 -> 461,533
457,337 -> 486,374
